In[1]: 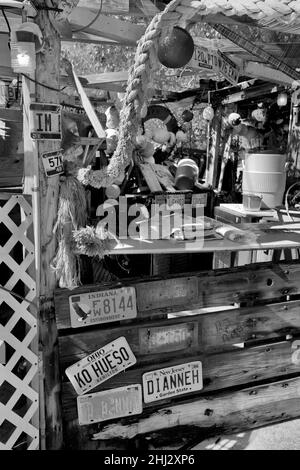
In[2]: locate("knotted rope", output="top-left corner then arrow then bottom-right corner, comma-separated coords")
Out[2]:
78,0 -> 300,189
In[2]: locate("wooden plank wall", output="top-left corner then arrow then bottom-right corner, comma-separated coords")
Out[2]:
54,260 -> 300,449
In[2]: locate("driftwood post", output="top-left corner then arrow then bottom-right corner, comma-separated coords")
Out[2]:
22,0 -> 79,450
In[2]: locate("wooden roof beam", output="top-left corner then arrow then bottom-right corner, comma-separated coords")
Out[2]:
68,8 -> 146,45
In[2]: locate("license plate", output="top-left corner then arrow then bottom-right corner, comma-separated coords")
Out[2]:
139,322 -> 198,354
166,194 -> 185,210
142,361 -> 203,403
65,336 -> 137,395
77,385 -> 143,425
30,102 -> 62,140
192,193 -> 207,207
42,149 -> 64,177
69,287 -> 137,328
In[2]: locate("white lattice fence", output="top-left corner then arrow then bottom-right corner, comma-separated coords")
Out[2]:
0,193 -> 39,450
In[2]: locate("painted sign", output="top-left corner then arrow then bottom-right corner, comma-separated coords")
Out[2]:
189,45 -> 240,85
65,336 -> 137,395
139,322 -> 198,355
77,384 -> 142,425
41,149 -> 64,177
30,102 -> 62,140
69,286 -> 137,328
142,361 -> 203,403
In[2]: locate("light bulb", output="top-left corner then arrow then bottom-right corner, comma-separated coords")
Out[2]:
17,52 -> 30,67
277,92 -> 288,107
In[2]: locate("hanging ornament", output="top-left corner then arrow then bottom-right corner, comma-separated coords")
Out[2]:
105,106 -> 119,129
182,109 -> 194,122
251,107 -> 267,122
152,128 -> 170,144
228,112 -> 242,127
202,105 -> 214,121
176,130 -> 188,143
158,26 -> 194,69
105,128 -> 119,153
277,92 -> 288,107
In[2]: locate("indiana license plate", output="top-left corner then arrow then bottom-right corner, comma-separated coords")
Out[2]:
142,361 -> 203,403
69,286 -> 137,328
77,385 -> 143,425
65,336 -> 137,395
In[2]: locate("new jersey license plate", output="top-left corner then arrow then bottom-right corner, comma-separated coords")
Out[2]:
66,336 -> 137,395
142,361 -> 203,403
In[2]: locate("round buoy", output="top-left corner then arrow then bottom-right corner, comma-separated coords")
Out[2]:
182,109 -> 194,122
158,26 -> 194,69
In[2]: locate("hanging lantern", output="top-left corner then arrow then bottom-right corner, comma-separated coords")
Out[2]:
158,26 -> 194,69
182,109 -> 194,122
202,105 -> 214,121
277,92 -> 288,107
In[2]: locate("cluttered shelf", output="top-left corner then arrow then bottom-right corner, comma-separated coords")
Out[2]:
105,221 -> 300,255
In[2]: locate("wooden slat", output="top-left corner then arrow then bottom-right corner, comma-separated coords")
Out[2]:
54,261 -> 300,329
61,339 -> 300,421
77,0 -> 129,14
91,375 -> 300,440
58,299 -> 300,370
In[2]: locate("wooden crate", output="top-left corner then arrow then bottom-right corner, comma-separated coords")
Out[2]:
54,260 -> 300,449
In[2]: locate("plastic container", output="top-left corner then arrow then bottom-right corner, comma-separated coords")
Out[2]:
175,159 -> 199,190
242,193 -> 263,211
242,151 -> 287,209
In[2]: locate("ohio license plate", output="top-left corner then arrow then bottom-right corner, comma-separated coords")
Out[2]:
69,286 -> 137,328
65,336 -> 137,395
77,385 -> 143,425
142,361 -> 203,403
139,322 -> 198,354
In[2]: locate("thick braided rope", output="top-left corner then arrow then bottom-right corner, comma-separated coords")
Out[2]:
79,0 -> 300,188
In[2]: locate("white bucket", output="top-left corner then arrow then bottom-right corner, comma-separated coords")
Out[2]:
242,152 -> 287,209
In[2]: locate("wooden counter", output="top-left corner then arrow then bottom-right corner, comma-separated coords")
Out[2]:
105,222 -> 300,255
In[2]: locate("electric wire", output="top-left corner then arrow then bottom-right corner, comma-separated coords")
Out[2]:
71,0 -> 103,33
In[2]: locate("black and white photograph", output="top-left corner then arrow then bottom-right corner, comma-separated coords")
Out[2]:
1,0 -> 300,455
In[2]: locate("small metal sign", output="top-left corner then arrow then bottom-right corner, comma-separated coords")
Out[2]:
77,384 -> 143,425
217,50 -> 240,85
41,149 -> 64,177
139,322 -> 198,355
65,336 -> 137,395
142,361 -> 203,403
30,102 -> 62,140
189,45 -> 239,85
69,286 -> 137,328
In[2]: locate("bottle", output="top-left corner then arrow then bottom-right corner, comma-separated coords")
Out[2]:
215,225 -> 258,244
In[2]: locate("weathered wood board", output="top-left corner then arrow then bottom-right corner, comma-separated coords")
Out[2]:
58,299 -> 300,369
62,340 -> 300,421
91,375 -> 300,441
54,261 -> 300,329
